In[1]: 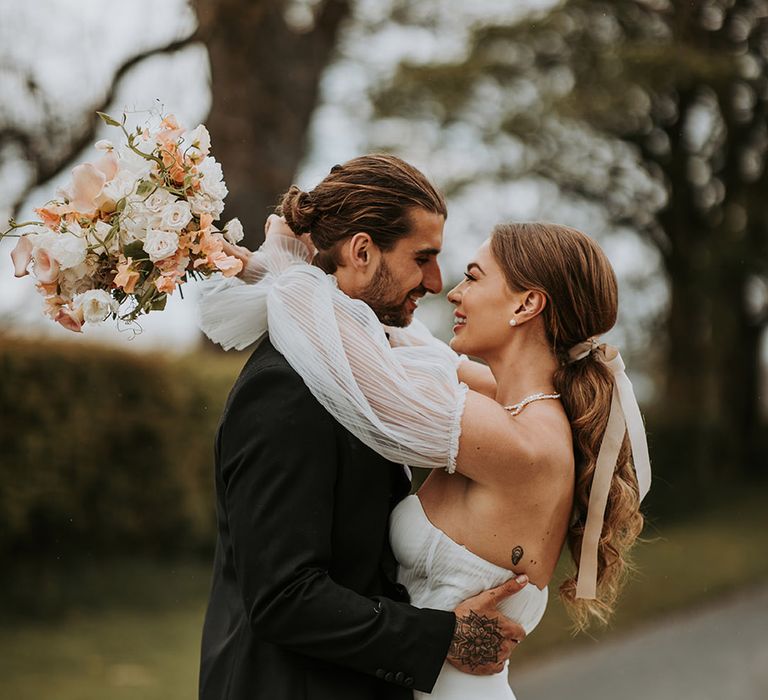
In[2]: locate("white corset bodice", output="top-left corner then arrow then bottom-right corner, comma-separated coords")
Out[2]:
390,495 -> 548,700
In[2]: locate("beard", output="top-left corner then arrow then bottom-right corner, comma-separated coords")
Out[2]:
360,258 -> 424,327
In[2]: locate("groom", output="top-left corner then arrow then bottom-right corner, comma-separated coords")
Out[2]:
199,155 -> 528,700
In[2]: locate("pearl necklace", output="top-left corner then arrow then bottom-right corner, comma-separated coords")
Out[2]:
503,392 -> 561,416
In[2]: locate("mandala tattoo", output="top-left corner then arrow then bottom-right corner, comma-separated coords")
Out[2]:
511,546 -> 524,566
448,611 -> 504,669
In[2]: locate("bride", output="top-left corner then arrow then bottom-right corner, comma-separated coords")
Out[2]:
200,167 -> 650,699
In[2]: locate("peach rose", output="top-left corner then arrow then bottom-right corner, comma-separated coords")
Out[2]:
33,246 -> 60,285
11,236 -> 33,277
35,207 -> 62,231
54,306 -> 84,333
114,258 -> 141,294
199,213 -> 214,232
157,115 -> 184,144
154,274 -> 178,295
211,251 -> 244,278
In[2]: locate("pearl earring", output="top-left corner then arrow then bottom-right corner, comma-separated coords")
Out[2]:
509,319 -> 517,327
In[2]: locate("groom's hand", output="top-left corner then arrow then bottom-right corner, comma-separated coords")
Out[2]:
447,574 -> 528,676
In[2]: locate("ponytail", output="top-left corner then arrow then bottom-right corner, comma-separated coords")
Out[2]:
490,222 -> 649,631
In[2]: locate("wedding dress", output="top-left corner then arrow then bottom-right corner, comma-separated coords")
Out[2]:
391,495 -> 547,699
198,236 -> 548,698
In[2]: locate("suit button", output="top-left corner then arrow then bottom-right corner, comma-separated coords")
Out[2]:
384,671 -> 394,682
405,676 -> 414,687
373,601 -> 383,614
395,671 -> 405,683
375,668 -> 386,679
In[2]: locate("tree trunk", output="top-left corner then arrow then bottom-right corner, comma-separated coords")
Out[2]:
661,216 -> 766,488
194,0 -> 352,248
661,248 -> 721,487
713,264 -> 765,481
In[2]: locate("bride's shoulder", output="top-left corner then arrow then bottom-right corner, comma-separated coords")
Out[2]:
515,403 -> 574,472
458,391 -> 573,486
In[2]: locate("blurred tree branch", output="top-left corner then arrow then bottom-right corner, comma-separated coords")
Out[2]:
6,31 -> 202,218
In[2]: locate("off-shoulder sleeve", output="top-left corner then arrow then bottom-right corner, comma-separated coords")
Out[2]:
198,235 -> 467,471
267,265 -> 467,471
197,237 -> 313,351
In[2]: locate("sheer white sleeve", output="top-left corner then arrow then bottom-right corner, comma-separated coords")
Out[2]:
197,235 -> 468,471
268,265 -> 467,471
385,318 -> 466,370
196,237 -> 313,351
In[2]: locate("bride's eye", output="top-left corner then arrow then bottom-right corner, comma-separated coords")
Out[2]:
463,272 -> 477,282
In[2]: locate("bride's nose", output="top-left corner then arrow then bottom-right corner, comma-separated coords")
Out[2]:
447,282 -> 463,304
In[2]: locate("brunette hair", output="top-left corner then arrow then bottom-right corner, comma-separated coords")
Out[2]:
490,222 -> 644,631
276,155 -> 447,272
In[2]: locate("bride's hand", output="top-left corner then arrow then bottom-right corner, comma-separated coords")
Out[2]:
265,213 -> 316,258
218,213 -> 292,276
219,214 -> 315,282
221,240 -> 254,273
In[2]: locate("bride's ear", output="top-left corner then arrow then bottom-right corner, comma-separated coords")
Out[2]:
514,290 -> 548,321
345,232 -> 380,271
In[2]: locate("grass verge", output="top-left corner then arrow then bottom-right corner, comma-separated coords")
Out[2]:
0,492 -> 766,699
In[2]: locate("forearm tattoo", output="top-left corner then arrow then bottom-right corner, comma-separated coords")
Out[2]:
448,611 -> 505,669
511,546 -> 524,566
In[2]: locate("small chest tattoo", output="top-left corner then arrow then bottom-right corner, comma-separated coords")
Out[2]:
511,546 -> 524,566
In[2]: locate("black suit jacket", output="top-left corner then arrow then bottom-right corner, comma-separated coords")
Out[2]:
199,340 -> 455,700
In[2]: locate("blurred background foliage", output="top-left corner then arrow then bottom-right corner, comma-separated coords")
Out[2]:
367,0 -> 768,492
0,0 -> 767,698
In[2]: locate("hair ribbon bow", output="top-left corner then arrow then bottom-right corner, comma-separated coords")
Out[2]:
569,340 -> 652,599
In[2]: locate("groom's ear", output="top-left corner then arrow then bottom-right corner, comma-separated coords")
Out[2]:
346,232 -> 379,271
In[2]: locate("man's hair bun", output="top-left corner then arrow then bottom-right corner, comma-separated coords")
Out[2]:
279,186 -> 317,234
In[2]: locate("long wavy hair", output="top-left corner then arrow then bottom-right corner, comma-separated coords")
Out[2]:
491,222 -> 645,631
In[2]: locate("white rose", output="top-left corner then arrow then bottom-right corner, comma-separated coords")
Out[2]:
120,212 -> 151,242
160,200 -> 193,231
121,189 -> 174,240
74,289 -> 117,325
189,193 -> 225,219
98,171 -> 137,208
197,157 -> 228,201
29,228 -> 56,252
143,229 -> 179,262
50,226 -> 88,269
185,125 -> 211,158
223,218 -> 244,244
118,147 -> 154,180
140,188 -> 176,215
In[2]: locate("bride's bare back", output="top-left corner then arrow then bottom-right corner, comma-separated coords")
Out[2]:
418,398 -> 574,589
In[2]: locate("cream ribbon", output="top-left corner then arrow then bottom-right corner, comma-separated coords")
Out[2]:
568,340 -> 652,600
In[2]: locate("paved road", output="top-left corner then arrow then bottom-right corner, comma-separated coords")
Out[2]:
508,584 -> 768,700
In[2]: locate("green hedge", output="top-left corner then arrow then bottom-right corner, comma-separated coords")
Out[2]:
0,334 -> 245,562
2,333 -> 764,565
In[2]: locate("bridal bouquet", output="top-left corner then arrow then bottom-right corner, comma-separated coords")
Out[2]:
3,112 -> 244,332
